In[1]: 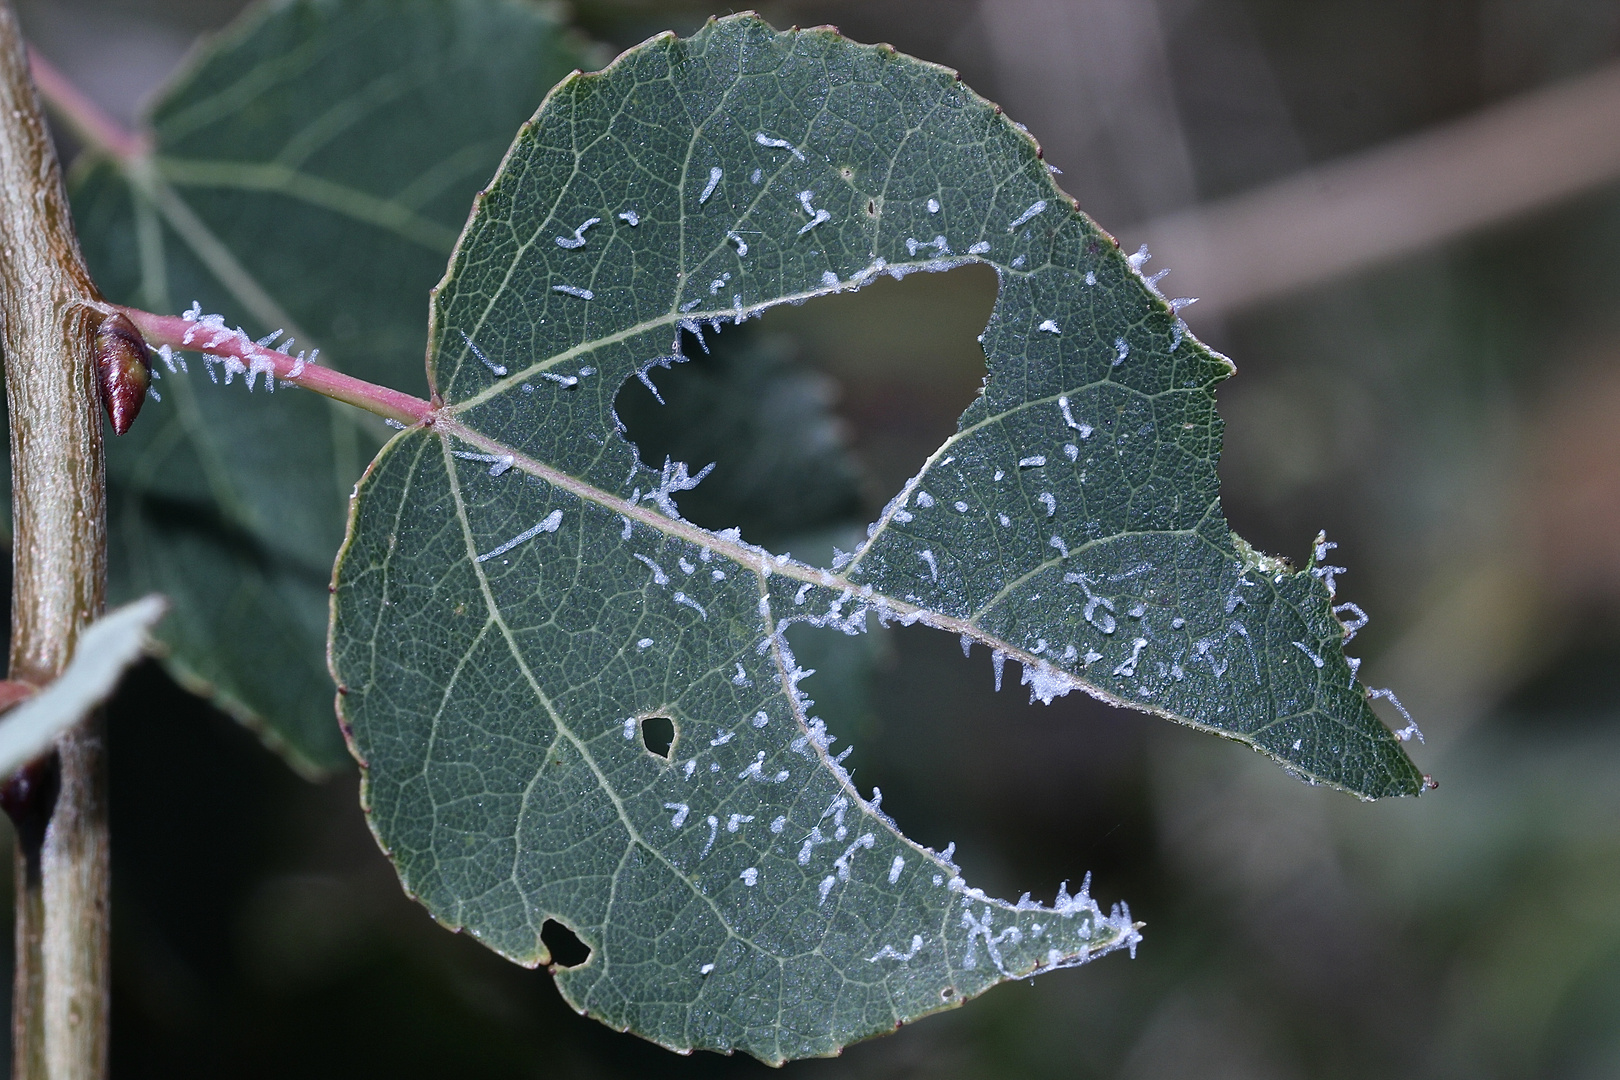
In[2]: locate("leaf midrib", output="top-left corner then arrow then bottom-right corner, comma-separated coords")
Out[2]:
427,413 -> 1335,781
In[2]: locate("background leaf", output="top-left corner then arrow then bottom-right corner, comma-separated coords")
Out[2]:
615,325 -> 864,548
69,0 -> 594,774
330,13 -> 1420,1063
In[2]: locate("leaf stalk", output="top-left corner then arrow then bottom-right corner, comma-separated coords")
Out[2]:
118,307 -> 436,426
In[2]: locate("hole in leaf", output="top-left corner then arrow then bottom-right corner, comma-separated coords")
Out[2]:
786,617 -> 1152,902
615,265 -> 995,550
639,715 -> 674,758
615,323 -> 863,549
540,918 -> 591,968
761,266 -> 994,524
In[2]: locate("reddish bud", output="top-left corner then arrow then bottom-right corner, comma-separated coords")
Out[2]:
95,312 -> 152,435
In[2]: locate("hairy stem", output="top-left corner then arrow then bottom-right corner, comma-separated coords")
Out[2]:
119,307 -> 436,425
0,7 -> 112,1078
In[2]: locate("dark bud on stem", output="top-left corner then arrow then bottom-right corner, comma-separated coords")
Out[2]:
95,311 -> 152,435
2,753 -> 61,869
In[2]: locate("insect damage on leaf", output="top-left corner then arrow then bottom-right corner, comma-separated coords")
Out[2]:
329,12 -> 1423,1064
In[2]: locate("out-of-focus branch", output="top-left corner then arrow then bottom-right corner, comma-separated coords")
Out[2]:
26,45 -> 147,160
1129,60 -> 1620,319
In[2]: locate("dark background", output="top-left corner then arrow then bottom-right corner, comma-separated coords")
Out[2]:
9,0 -> 1620,1075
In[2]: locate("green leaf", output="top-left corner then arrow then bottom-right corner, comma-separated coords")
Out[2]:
330,14 -> 1422,1061
0,596 -> 167,777
70,0 -> 594,774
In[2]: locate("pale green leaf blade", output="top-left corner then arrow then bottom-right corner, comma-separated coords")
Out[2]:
70,0 -> 592,773
331,14 -> 1421,1061
0,596 -> 167,777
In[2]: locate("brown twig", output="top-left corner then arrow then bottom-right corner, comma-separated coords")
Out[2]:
0,5 -> 111,1078
25,45 -> 148,161
1131,60 -> 1620,318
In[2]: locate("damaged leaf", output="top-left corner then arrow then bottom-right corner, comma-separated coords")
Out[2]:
329,13 -> 1421,1063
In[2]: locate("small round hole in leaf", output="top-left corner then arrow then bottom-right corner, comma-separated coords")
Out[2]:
541,918 -> 592,968
640,716 -> 675,758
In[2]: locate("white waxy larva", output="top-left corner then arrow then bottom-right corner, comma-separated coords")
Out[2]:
888,855 -> 905,884
1038,319 -> 1061,334
1058,396 -> 1094,438
1038,492 -> 1056,516
1113,637 -> 1148,677
741,867 -> 759,886
1019,455 -> 1046,468
554,216 -> 600,248
474,510 -> 562,563
927,198 -> 940,213
700,963 -> 715,975
636,638 -> 653,650
754,131 -> 805,160
699,166 -> 722,204
672,592 -> 707,619
1370,687 -> 1423,743
552,284 -> 594,300
459,330 -> 506,376
1008,199 -> 1047,230
868,934 -> 924,962
797,191 -> 830,234
618,209 -> 639,225
919,549 -> 939,581
968,241 -> 990,254
905,235 -> 949,256
727,231 -> 749,256
1113,337 -> 1129,365
665,803 -> 690,828
631,554 -> 669,585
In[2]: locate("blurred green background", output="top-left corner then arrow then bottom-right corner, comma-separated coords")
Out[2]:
9,0 -> 1620,1075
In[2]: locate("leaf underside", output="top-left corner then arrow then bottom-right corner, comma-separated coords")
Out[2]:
329,14 -> 1422,1063
70,0 -> 591,774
